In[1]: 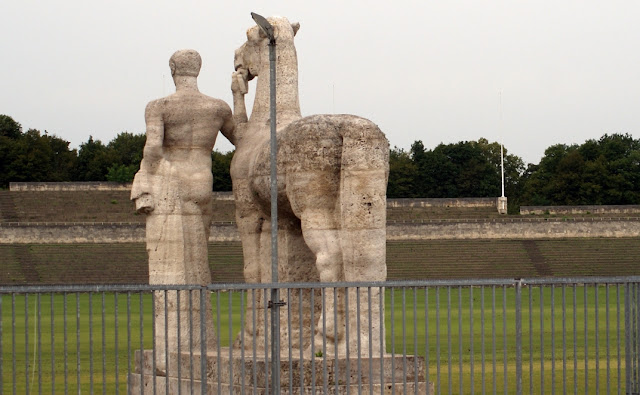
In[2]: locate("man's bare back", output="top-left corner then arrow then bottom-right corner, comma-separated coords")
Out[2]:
132,49 -> 233,214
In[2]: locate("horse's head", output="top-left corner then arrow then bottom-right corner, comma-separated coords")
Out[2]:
234,16 -> 300,81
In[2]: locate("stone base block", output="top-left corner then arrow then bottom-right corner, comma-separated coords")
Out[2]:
129,349 -> 433,394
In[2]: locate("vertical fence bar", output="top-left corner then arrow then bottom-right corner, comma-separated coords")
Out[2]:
323,288 -> 328,395
76,292 -> 81,394
12,293 -> 17,395
253,289 -> 258,393
241,290 -> 247,395
632,283 -> 640,393
492,285 -> 496,395
458,286 -> 463,395
401,287 -> 406,395
51,292 -> 55,394
413,287 -> 418,395
631,284 -> 635,394
188,290 -> 194,392
551,285 -> 555,394
515,280 -> 522,395
447,286 -> 452,395
151,291 -> 157,395
25,293 -> 29,395
299,288 -> 304,395
540,286 -> 544,392
503,286 -> 507,394
176,291 -> 181,395
390,287 -> 395,395
573,284 -> 577,395
593,284 -> 600,394
228,291 -> 233,395
101,292 -> 107,395
584,285 -> 588,394
139,292 -> 144,395
310,289 -> 316,395
125,292 -> 132,395
89,292 -> 94,394
470,286 -> 474,395
379,286 -> 384,395
425,287 -> 430,395
371,287 -> 375,395
216,290 -> 221,395
481,286 -> 485,395
616,284 -> 621,395
161,290 -> 166,394
263,288 -> 269,395
562,285 -> 567,395
528,284 -> 533,395
0,293 -> 3,395
286,289 -> 292,394
436,286 -> 440,395
606,284 -> 610,395
356,288 -> 363,394
37,293 -> 42,394
114,292 -> 119,395
200,288 -> 207,395
345,287 -> 351,394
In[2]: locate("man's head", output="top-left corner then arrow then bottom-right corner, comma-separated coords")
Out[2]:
169,49 -> 201,77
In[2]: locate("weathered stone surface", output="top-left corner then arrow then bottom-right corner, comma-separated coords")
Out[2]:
130,49 -> 235,370
229,16 -> 390,357
131,349 -> 434,394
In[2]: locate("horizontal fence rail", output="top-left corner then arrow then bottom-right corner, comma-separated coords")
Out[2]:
1,276 -> 640,394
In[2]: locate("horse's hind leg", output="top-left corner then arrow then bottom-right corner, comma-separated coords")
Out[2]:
287,171 -> 346,355
339,126 -> 389,356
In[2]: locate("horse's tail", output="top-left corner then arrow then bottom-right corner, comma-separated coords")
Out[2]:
338,115 -> 389,282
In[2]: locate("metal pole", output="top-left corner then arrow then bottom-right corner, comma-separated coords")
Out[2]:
268,36 -> 282,393
251,12 -> 281,392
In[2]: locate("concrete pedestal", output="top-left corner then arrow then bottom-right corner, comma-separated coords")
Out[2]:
129,349 -> 433,394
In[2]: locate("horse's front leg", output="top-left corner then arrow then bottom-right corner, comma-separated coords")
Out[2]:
232,185 -> 267,351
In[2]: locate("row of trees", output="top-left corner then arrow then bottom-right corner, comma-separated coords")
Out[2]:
2,115 -> 639,210
0,115 -> 233,190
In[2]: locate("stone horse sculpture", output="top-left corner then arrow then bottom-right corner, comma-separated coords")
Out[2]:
229,16 -> 389,357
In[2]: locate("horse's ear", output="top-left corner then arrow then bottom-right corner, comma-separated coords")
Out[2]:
291,22 -> 300,36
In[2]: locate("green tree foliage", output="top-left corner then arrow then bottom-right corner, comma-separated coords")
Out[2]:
106,164 -> 139,183
387,147 -> 416,198
0,115 -> 22,139
74,136 -> 111,181
520,134 -> 640,205
0,115 -> 77,188
211,150 -> 234,191
390,138 -> 524,201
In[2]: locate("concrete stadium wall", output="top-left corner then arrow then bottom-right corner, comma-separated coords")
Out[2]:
2,218 -> 638,244
0,222 -> 240,244
387,218 -> 640,240
10,182 -> 132,191
387,197 -> 497,208
521,205 -> 640,215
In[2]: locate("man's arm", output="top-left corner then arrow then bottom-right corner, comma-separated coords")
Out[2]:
231,70 -> 248,125
131,100 -> 164,213
139,100 -> 164,175
219,104 -> 236,146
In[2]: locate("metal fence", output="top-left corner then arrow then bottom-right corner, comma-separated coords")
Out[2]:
1,276 -> 640,394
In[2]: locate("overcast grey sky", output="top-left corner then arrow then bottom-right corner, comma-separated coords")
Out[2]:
2,1 -> 638,164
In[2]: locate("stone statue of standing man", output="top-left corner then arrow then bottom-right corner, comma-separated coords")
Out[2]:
131,49 -> 234,371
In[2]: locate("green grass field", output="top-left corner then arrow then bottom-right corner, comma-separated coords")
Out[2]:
0,284 -> 633,393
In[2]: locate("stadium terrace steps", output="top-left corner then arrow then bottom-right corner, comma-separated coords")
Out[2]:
1,239 -> 638,285
0,191 -> 19,222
